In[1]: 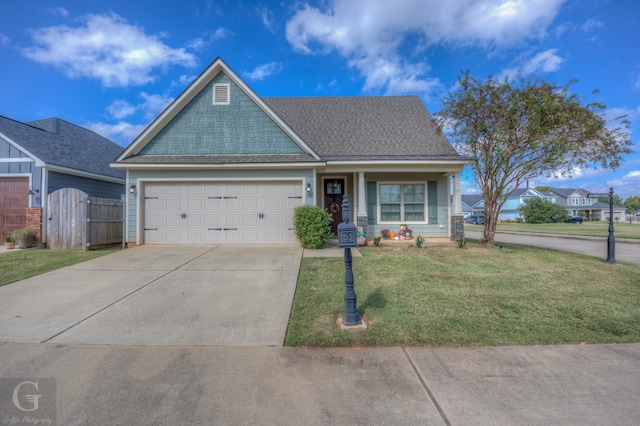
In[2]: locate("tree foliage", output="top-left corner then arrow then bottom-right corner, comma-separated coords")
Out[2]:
598,194 -> 624,206
520,197 -> 570,224
438,70 -> 632,246
624,195 -> 640,213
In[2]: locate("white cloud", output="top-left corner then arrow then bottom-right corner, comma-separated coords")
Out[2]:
48,7 -> 69,17
85,121 -> 147,146
286,0 -> 564,94
107,93 -> 173,120
22,13 -> 197,87
187,27 -> 232,50
635,74 -> 640,92
257,6 -> 275,33
0,33 -> 9,46
580,18 -> 603,33
243,62 -> 283,81
499,48 -> 564,80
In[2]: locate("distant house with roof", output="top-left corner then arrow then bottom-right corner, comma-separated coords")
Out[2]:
0,116 -> 125,244
111,57 -> 469,246
461,194 -> 483,217
545,188 -> 626,221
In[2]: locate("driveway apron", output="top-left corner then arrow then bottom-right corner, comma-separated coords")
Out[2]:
0,245 -> 302,346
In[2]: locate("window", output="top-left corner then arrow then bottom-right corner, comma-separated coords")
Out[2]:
213,84 -> 230,105
571,197 -> 580,206
379,184 -> 425,222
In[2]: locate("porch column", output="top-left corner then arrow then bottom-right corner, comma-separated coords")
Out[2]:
453,173 -> 462,214
451,173 -> 464,241
357,171 -> 368,242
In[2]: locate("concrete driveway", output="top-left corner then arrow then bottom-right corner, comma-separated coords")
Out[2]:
0,245 -> 302,346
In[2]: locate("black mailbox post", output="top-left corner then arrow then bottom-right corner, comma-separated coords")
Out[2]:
337,195 -> 362,326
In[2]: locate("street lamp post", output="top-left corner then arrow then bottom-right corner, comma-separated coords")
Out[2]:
606,187 -> 616,265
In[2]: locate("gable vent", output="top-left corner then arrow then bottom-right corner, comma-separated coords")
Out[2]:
213,84 -> 230,105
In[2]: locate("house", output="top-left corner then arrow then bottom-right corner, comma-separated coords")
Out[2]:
111,58 -> 468,246
461,194 -> 483,217
546,188 -> 626,221
461,188 -> 546,221
0,116 -> 125,245
499,188 -> 546,221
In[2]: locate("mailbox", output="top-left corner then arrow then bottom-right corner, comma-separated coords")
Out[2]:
337,221 -> 358,248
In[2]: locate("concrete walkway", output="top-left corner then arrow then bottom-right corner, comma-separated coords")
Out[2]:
1,342 -> 638,424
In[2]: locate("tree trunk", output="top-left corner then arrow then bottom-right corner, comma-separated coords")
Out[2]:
482,198 -> 499,247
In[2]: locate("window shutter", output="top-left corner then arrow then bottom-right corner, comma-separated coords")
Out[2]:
428,181 -> 438,224
213,84 -> 230,105
367,181 -> 377,225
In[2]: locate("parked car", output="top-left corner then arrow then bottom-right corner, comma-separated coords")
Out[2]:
564,216 -> 584,224
464,214 -> 484,225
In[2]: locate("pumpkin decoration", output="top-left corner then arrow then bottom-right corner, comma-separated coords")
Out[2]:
388,231 -> 397,239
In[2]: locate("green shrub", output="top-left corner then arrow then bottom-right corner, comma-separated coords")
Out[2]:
293,205 -> 333,249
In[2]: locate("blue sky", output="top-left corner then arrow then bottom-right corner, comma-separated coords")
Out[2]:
1,0 -> 639,198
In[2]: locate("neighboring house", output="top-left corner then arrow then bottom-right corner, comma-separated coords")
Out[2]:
499,188 -> 546,221
546,188 -> 626,221
112,58 -> 468,246
0,116 -> 125,245
461,194 -> 483,217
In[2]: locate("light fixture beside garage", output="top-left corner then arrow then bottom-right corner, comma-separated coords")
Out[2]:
306,183 -> 312,195
129,184 -> 137,195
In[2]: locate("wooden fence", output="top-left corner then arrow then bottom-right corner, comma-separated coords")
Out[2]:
47,188 -> 124,250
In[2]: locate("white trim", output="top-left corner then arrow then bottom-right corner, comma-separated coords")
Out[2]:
377,181 -> 428,224
110,161 -> 324,170
0,158 -> 35,163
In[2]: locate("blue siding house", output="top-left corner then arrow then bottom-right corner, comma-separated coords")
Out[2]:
0,116 -> 125,244
112,58 -> 469,246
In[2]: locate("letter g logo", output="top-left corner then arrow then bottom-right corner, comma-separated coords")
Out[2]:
12,380 -> 41,412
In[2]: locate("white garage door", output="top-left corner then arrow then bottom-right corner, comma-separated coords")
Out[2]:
143,181 -> 303,244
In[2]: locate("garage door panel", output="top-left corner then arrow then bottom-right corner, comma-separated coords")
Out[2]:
143,181 -> 302,244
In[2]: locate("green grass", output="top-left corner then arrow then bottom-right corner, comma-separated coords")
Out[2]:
285,243 -> 640,347
0,248 -> 119,286
495,221 -> 640,239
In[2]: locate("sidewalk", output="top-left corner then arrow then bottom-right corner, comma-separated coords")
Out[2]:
1,342 -> 638,425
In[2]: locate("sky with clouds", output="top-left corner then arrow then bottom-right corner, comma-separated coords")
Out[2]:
1,0 -> 639,198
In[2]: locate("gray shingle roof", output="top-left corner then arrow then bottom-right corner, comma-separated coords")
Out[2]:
461,194 -> 484,207
264,96 -> 465,161
0,116 -> 124,180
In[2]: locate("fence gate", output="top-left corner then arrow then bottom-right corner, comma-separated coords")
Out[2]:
47,188 -> 123,250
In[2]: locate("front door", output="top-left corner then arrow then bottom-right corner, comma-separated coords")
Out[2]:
324,179 -> 345,235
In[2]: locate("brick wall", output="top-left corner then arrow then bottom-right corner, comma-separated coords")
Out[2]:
26,208 -> 43,243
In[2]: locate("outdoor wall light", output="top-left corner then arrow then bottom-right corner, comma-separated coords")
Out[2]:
28,186 -> 39,195
129,184 -> 137,194
306,183 -> 312,195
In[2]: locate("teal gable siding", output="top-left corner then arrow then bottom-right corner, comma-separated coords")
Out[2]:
139,73 -> 305,156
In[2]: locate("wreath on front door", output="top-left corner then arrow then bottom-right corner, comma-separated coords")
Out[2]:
330,203 -> 340,213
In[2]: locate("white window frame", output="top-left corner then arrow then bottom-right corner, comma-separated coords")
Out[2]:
571,197 -> 580,206
377,182 -> 427,224
212,83 -> 230,105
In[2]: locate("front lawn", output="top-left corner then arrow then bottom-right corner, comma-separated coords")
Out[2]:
285,243 -> 640,347
0,248 -> 119,286
495,221 -> 640,239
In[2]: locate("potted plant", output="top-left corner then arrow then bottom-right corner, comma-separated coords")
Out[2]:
399,224 -> 413,240
5,235 -> 15,249
12,228 -> 36,249
380,229 -> 390,239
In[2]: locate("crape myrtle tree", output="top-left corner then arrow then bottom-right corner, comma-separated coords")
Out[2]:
438,71 -> 632,246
